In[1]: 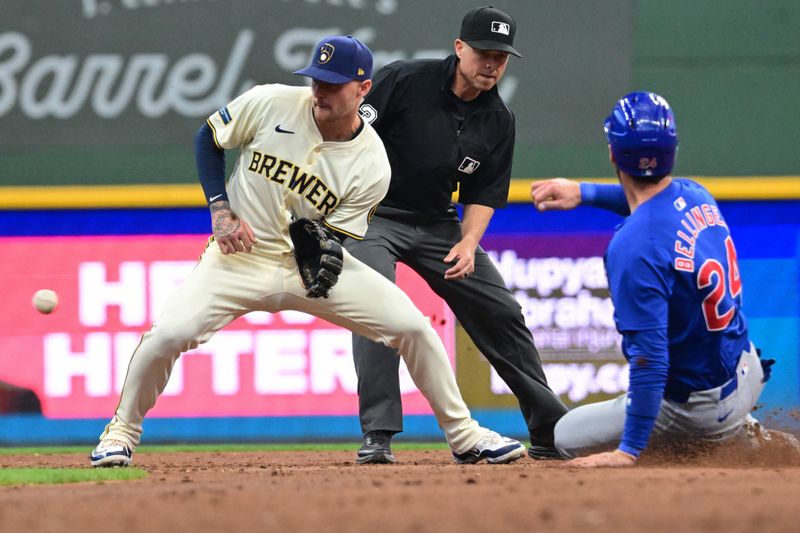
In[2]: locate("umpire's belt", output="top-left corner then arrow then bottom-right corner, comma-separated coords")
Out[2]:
375,204 -> 458,225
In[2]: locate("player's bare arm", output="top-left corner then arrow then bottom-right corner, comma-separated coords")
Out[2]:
530,178 -> 581,212
210,200 -> 255,254
443,204 -> 493,280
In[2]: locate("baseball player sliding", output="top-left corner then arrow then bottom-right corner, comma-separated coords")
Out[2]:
90,35 -> 525,467
530,92 -> 781,467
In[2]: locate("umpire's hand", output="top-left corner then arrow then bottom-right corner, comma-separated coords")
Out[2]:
210,200 -> 256,254
443,239 -> 476,280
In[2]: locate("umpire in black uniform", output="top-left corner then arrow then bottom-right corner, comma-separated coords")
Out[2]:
347,6 -> 568,464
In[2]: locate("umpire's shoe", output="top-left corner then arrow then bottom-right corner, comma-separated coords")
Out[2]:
357,430 -> 396,464
528,422 -> 564,460
90,439 -> 133,467
452,431 -> 526,464
528,445 -> 564,460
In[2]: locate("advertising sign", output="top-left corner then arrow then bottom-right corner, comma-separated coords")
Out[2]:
476,233 -> 629,406
0,236 -> 453,418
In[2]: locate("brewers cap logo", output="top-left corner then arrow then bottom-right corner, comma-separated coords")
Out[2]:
318,43 -> 335,64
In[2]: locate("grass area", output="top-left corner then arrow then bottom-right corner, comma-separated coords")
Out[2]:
0,468 -> 147,486
0,443 -> 447,487
0,442 -> 448,456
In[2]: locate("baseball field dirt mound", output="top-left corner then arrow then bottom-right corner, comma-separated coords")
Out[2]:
2,445 -> 800,533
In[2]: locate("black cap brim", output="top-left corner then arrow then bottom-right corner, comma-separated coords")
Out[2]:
464,39 -> 522,58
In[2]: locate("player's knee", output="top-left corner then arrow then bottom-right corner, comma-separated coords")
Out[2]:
553,434 -> 578,459
554,410 -> 618,459
554,430 -> 595,459
386,315 -> 433,349
553,418 -> 576,459
145,324 -> 197,356
407,314 -> 436,337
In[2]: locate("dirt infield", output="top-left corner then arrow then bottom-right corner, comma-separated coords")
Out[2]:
2,444 -> 800,533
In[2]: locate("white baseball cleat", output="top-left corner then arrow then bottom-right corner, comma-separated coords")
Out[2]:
742,414 -> 800,453
90,439 -> 133,467
452,431 -> 526,464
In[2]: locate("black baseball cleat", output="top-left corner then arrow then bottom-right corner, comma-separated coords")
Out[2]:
357,430 -> 396,464
527,444 -> 564,460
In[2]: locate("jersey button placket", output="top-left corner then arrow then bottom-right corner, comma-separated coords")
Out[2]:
308,146 -> 322,165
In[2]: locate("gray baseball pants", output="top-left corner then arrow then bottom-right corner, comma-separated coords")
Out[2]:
554,343 -> 766,458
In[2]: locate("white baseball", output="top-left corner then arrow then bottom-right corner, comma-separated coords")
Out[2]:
32,289 -> 59,314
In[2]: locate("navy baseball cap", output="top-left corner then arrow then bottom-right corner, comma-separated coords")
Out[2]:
460,6 -> 521,58
294,35 -> 373,84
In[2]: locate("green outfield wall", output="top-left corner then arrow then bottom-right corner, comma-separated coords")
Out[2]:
1,1 -> 798,187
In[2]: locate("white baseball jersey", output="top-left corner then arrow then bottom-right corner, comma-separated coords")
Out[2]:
98,84 -> 490,459
207,84 -> 391,254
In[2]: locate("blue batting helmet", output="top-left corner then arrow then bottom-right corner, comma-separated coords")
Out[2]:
604,91 -> 678,179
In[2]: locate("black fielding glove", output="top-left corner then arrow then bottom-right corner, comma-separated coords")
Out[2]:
288,218 -> 344,298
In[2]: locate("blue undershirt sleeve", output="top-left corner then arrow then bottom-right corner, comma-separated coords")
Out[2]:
619,328 -> 669,457
194,123 -> 228,204
579,182 -> 630,216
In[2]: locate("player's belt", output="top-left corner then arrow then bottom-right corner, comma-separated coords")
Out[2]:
666,375 -> 737,404
719,375 -> 738,401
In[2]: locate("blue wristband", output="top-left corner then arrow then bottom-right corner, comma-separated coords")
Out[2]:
618,443 -> 642,458
579,182 -> 599,204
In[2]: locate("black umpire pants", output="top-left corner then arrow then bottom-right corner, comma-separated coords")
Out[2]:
345,209 -> 568,444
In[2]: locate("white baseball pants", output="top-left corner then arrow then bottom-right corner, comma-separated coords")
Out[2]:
99,243 -> 487,453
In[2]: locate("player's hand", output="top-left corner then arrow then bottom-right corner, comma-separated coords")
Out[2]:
530,178 -> 582,212
564,449 -> 637,468
210,201 -> 256,254
443,239 -> 476,280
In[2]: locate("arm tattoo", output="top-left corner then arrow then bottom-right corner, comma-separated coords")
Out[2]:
209,200 -> 231,213
210,200 -> 240,237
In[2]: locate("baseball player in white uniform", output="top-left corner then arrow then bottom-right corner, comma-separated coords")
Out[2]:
90,35 -> 525,467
